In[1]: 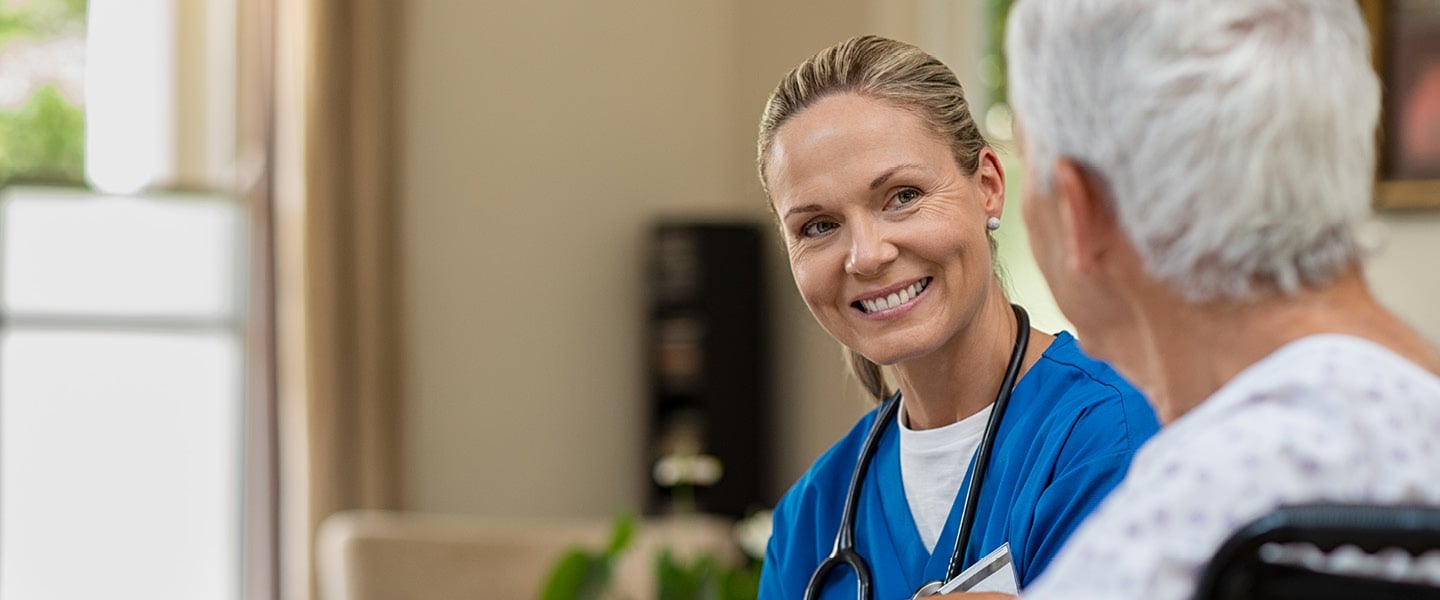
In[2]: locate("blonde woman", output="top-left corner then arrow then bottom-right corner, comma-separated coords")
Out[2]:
756,35 -> 1159,599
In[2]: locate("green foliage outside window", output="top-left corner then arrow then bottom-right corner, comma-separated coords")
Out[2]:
0,0 -> 88,185
0,85 -> 84,183
0,0 -> 83,45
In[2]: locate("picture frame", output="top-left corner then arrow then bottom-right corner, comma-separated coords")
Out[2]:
1360,0 -> 1440,209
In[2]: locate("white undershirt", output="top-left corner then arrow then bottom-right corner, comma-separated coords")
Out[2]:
898,398 -> 993,552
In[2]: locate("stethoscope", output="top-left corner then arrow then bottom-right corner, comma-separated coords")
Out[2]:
802,304 -> 1031,600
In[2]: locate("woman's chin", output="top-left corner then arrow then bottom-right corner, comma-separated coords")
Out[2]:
850,342 -> 933,368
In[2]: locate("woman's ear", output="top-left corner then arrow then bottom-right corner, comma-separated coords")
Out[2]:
1053,158 -> 1120,276
976,146 -> 1006,216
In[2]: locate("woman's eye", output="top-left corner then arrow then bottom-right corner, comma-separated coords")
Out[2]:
889,188 -> 921,208
800,220 -> 838,238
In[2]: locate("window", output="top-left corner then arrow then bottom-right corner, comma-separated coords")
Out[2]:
0,1 -> 251,598
0,188 -> 246,600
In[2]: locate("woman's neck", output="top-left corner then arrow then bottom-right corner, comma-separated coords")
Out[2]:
892,290 -> 1051,430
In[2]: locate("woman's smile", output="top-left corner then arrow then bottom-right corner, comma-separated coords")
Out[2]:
852,276 -> 932,318
767,93 -> 1006,365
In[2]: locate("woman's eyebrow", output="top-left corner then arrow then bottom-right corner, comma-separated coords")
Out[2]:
784,204 -> 823,218
869,163 -> 922,190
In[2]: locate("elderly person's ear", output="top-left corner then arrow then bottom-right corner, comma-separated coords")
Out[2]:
1053,158 -> 1120,276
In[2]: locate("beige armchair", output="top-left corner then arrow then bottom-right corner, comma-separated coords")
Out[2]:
316,510 -> 742,600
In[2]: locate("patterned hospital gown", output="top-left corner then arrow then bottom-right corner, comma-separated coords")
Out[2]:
1023,334 -> 1440,600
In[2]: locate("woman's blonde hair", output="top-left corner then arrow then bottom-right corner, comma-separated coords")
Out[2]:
756,35 -> 992,402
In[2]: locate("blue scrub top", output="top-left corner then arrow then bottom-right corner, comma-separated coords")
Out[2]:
760,332 -> 1159,599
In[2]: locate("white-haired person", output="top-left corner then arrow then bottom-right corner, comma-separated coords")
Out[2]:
947,0 -> 1440,599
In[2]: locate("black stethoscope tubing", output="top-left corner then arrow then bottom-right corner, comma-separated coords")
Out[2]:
802,304 -> 1031,600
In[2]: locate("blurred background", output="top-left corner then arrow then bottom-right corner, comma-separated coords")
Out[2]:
1,0 -> 1437,598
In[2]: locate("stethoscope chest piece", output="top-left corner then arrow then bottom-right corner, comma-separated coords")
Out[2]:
909,580 -> 945,598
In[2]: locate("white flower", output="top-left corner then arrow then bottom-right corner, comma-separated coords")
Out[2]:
652,453 -> 724,487
734,509 -> 773,560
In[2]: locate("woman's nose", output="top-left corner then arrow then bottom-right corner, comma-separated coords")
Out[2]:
845,221 -> 898,277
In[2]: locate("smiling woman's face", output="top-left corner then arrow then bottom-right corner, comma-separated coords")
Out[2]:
765,93 -> 1004,366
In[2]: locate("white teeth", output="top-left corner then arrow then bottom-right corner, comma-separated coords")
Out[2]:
860,279 -> 930,313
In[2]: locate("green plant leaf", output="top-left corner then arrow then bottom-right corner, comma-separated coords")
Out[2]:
539,512 -> 641,600
539,549 -> 590,600
657,549 -> 703,600
717,562 -> 761,600
541,513 -> 763,600
538,548 -> 610,600
603,512 -> 636,559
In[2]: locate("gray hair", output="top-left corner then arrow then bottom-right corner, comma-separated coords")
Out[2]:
1006,0 -> 1379,301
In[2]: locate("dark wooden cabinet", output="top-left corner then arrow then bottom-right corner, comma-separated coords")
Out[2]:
646,222 -> 770,518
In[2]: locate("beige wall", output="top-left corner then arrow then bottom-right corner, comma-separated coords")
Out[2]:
400,0 -> 887,516
1368,214 -> 1440,345
399,0 -> 1440,518
401,0 -> 737,516
733,0 -> 877,507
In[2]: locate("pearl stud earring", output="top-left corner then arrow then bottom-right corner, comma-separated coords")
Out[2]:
986,216 -> 1001,231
